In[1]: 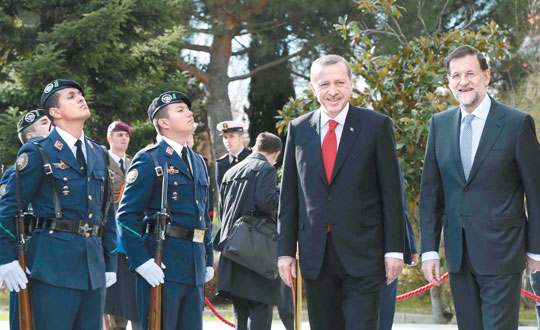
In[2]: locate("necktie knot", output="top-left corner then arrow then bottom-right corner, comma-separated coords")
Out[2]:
464,114 -> 475,125
328,120 -> 338,132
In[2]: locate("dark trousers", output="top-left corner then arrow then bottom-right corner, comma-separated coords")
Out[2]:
530,272 -> 540,328
278,285 -> 294,330
136,277 -> 204,330
304,234 -> 384,330
231,294 -> 273,330
449,235 -> 522,330
29,279 -> 104,330
378,278 -> 398,330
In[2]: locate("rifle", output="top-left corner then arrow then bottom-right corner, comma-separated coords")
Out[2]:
148,163 -> 168,330
15,162 -> 32,330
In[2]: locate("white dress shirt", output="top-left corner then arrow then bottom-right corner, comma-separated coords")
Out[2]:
161,136 -> 192,172
56,126 -> 87,162
319,104 -> 403,260
108,150 -> 126,169
422,94 -> 540,262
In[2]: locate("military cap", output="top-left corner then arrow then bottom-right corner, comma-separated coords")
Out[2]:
17,109 -> 47,133
107,121 -> 132,136
216,121 -> 244,135
147,91 -> 191,120
41,79 -> 85,111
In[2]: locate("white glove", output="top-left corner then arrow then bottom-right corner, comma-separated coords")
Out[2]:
105,272 -> 117,288
205,266 -> 215,283
135,258 -> 166,287
0,260 -> 28,292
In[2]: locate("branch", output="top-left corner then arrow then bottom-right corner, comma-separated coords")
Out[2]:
291,70 -> 310,82
229,46 -> 311,81
416,0 -> 431,37
434,0 -> 451,35
180,43 -> 211,53
173,60 -> 210,85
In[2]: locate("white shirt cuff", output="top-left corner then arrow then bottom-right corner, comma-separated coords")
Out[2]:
384,252 -> 403,260
527,253 -> 540,261
422,251 -> 440,262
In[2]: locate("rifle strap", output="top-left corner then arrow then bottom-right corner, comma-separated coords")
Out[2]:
147,149 -> 170,216
100,146 -> 113,226
33,142 -> 62,220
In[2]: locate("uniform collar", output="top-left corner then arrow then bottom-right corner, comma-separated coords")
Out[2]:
161,136 -> 189,156
55,126 -> 86,150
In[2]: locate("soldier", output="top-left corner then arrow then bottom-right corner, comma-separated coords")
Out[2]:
103,121 -> 141,330
1,109 -> 52,330
117,91 -> 214,329
215,121 -> 251,189
0,79 -> 117,329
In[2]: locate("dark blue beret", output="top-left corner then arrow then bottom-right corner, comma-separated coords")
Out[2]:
41,79 -> 84,110
147,91 -> 191,120
17,109 -> 47,133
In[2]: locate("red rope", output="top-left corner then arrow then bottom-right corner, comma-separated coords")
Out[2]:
289,270 -> 296,307
204,296 -> 235,327
395,272 -> 450,301
521,288 -> 540,301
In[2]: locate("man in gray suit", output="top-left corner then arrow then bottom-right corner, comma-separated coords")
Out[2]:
420,45 -> 540,330
216,132 -> 283,330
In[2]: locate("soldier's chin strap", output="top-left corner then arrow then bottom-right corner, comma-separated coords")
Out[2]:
34,142 -> 62,220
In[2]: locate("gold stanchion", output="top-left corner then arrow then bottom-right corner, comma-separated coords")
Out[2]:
294,251 -> 302,330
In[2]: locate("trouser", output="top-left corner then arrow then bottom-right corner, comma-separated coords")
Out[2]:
303,233 -> 384,330
231,294 -> 273,330
278,285 -> 294,330
530,271 -> 540,329
136,277 -> 204,330
449,233 -> 522,330
378,278 -> 398,330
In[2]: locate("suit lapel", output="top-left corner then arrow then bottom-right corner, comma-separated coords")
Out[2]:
308,110 -> 327,185
448,107 -> 466,182
49,129 -> 84,175
85,138 -> 97,175
330,107 -> 361,183
466,100 -> 505,185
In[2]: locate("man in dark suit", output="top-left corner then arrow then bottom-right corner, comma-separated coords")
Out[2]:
277,54 -> 405,329
420,45 -> 540,330
216,132 -> 283,330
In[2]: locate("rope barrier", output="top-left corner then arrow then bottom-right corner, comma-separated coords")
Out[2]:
205,271 -> 540,327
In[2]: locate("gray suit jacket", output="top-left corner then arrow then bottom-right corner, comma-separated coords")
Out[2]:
420,98 -> 540,275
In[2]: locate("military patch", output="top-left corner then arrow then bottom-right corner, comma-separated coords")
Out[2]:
161,93 -> 173,104
16,153 -> 29,170
126,169 -> 138,184
54,141 -> 64,150
0,184 -> 6,198
25,112 -> 36,123
166,147 -> 174,155
44,83 -> 54,94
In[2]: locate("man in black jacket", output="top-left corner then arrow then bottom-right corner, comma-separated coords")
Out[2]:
216,132 -> 283,330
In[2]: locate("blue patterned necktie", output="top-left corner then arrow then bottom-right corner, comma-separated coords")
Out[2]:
460,114 -> 475,179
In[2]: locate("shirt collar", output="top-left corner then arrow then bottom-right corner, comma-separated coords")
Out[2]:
55,126 -> 86,150
161,136 -> 188,156
320,103 -> 349,128
108,150 -> 125,164
460,94 -> 491,122
230,147 -> 245,159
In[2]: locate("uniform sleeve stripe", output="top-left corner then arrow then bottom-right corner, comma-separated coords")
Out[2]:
117,221 -> 142,239
110,248 -> 118,254
0,223 -> 16,239
206,240 -> 212,246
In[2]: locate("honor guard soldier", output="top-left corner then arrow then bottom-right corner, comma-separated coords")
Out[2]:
215,121 -> 251,189
1,109 -> 52,330
117,91 -> 214,330
103,121 -> 142,330
0,79 -> 118,330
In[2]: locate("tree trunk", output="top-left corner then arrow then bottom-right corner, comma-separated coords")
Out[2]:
205,34 -> 234,161
430,284 -> 453,324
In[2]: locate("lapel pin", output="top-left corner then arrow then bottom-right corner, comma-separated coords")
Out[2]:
166,147 -> 174,155
54,141 -> 64,150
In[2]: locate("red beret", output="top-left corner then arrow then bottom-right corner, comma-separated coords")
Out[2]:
107,121 -> 131,136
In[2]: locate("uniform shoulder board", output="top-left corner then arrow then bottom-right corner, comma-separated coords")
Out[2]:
26,135 -> 47,145
217,153 -> 228,161
142,144 -> 159,153
85,136 -> 104,147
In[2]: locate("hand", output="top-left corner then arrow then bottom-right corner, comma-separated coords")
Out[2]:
135,258 -> 166,287
384,257 -> 404,285
527,257 -> 540,276
278,256 -> 296,287
422,259 -> 441,286
105,272 -> 117,288
0,260 -> 28,292
409,254 -> 419,267
205,266 -> 215,283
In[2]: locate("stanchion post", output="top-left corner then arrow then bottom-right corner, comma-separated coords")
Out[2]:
294,249 -> 302,330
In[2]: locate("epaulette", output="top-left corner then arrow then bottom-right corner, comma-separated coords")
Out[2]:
86,136 -> 106,147
217,153 -> 228,161
25,135 -> 47,145
141,144 -> 159,152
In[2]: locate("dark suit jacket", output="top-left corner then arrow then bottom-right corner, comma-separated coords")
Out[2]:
277,106 -> 405,280
420,98 -> 540,275
217,152 -> 283,305
215,147 -> 252,189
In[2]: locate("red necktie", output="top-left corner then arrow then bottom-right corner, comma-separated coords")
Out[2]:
322,120 -> 338,184
322,120 -> 338,233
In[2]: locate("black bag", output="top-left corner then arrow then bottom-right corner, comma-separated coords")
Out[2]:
222,215 -> 278,280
